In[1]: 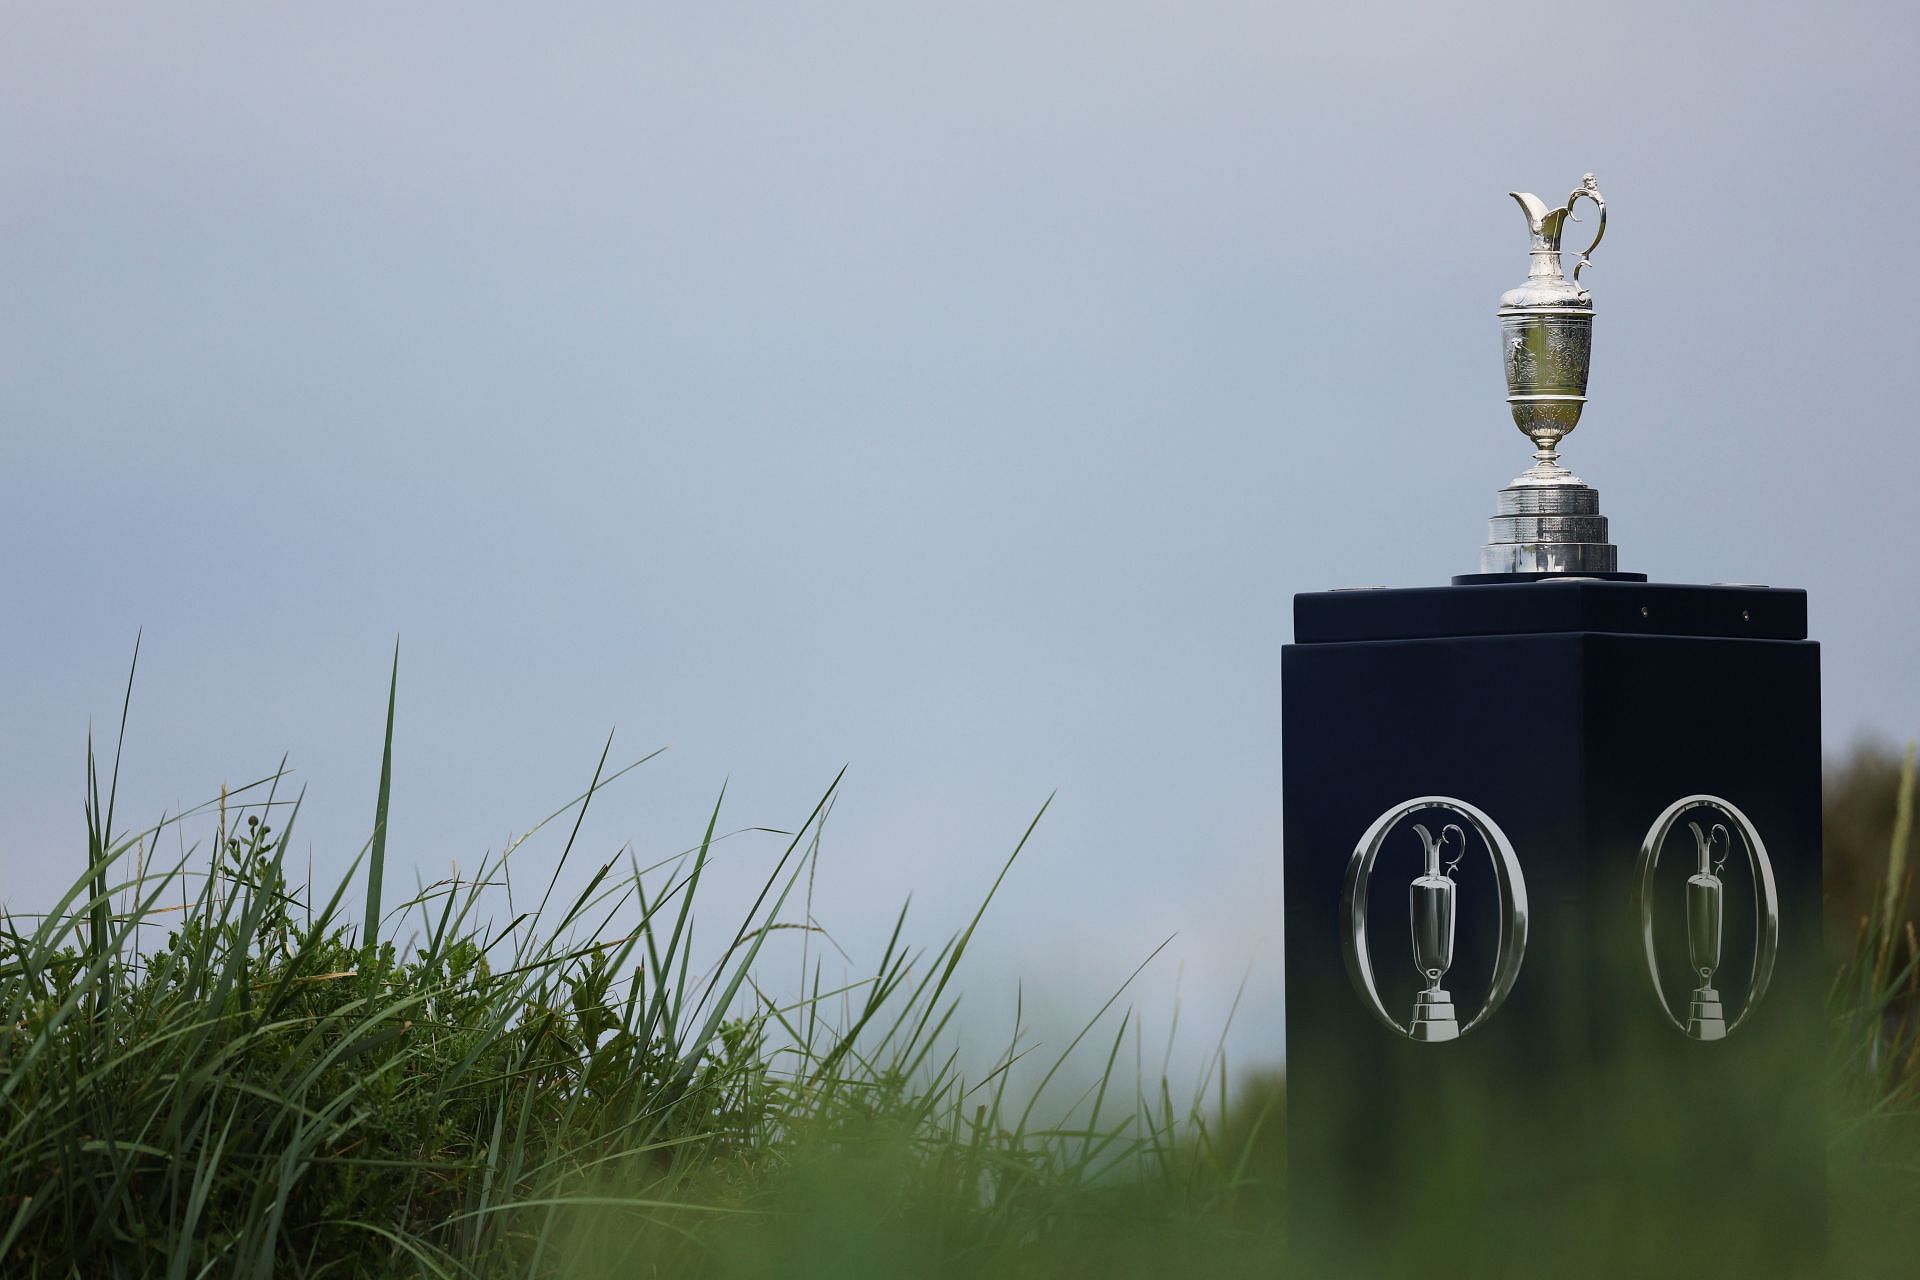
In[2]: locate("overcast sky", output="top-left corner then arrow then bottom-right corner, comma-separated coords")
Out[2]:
4,2 -> 1916,1084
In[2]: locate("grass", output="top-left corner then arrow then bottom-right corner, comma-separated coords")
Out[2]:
3,656 -> 1920,1276
0,658 -> 1281,1278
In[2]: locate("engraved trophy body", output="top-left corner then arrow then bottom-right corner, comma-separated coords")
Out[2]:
1408,823 -> 1466,1042
1684,821 -> 1731,1041
1478,174 -> 1624,576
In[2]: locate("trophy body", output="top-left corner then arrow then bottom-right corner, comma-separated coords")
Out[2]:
1501,310 -> 1592,453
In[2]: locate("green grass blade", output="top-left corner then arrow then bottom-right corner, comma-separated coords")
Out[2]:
363,638 -> 399,957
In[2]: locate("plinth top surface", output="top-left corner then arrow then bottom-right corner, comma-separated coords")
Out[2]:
1293,580 -> 1807,644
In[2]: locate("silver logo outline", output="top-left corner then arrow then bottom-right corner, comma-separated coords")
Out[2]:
1634,793 -> 1779,1040
1340,795 -> 1530,1041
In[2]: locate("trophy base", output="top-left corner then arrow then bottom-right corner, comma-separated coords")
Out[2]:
1686,986 -> 1727,1041
1409,988 -> 1459,1042
1478,459 -> 1621,576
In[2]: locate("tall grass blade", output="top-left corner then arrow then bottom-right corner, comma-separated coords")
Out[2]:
363,638 -> 400,956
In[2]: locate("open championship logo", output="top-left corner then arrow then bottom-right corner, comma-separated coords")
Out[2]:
1340,796 -> 1529,1043
1634,794 -> 1779,1041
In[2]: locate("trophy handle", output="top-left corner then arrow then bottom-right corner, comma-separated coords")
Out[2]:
1565,173 -> 1606,282
1438,823 -> 1467,877
1412,822 -> 1469,878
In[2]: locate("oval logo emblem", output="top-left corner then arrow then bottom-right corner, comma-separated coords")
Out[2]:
1341,796 -> 1529,1042
1635,794 -> 1779,1041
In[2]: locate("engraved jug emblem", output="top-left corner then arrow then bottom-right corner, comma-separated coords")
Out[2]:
1343,796 -> 1529,1044
1408,823 -> 1467,1043
1634,796 -> 1780,1042
1684,821 -> 1732,1041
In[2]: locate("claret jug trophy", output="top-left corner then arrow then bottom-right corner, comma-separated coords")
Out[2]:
1408,823 -> 1465,1042
1685,820 -> 1732,1041
1480,173 -> 1616,575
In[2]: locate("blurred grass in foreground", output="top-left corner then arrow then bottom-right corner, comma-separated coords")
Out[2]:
0,659 -> 1915,1276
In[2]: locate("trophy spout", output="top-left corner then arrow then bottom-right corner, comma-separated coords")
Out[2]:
1509,191 -> 1566,252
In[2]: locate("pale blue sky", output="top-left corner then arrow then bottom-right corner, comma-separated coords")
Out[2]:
4,2 -> 1916,1080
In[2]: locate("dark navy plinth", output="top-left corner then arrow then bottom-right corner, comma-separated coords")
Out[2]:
1282,579 -> 1823,1275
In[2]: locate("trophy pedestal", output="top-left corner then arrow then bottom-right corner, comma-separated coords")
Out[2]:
1409,988 -> 1459,1042
1686,986 -> 1728,1041
1478,463 -> 1619,575
1282,579 -> 1823,1275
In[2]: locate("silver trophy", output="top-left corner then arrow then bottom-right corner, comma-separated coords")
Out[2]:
1479,173 -> 1620,575
1684,821 -> 1731,1040
1408,823 -> 1466,1042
